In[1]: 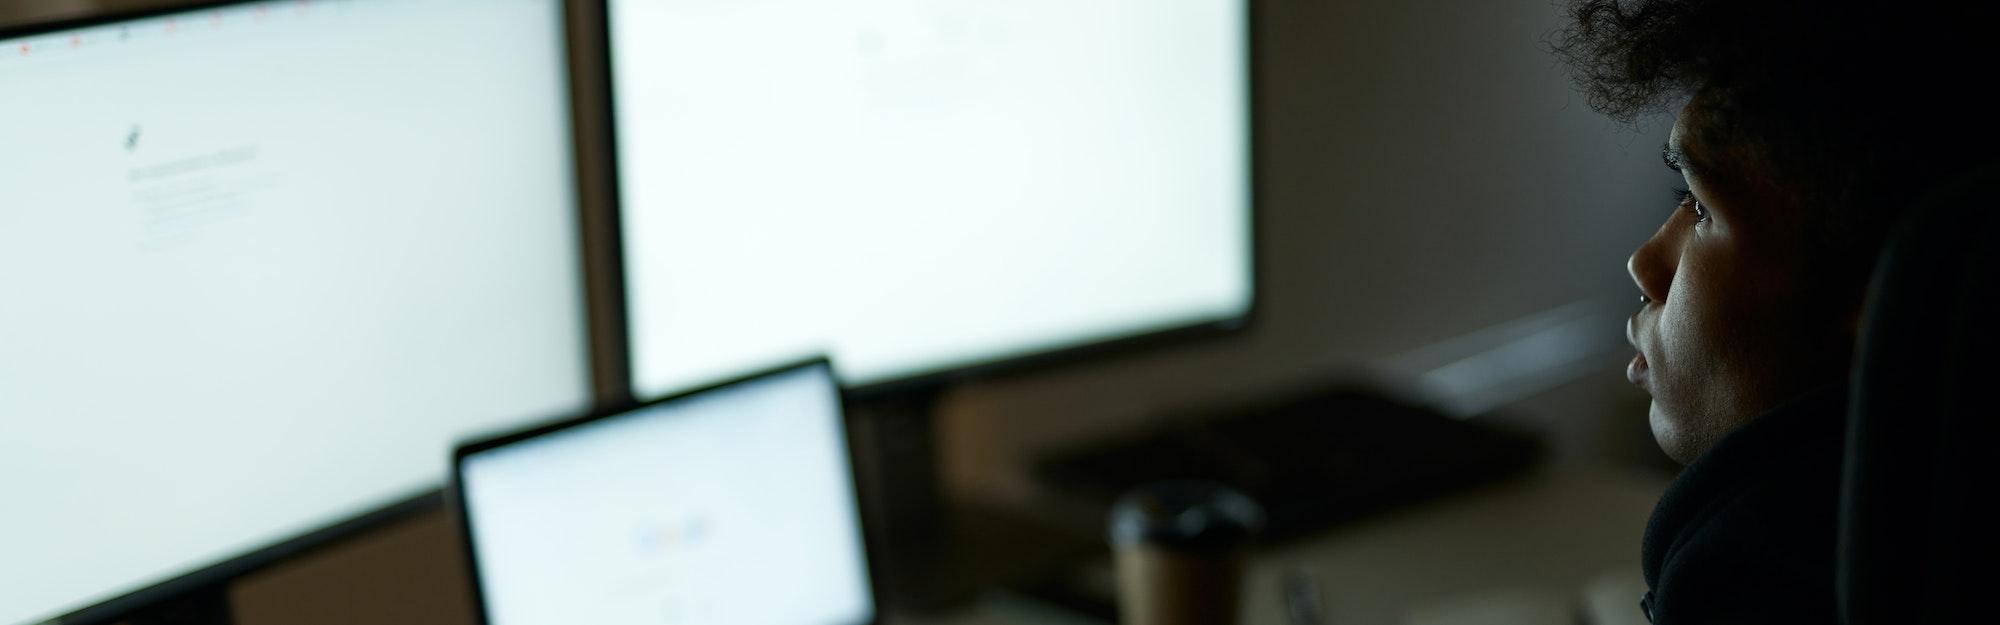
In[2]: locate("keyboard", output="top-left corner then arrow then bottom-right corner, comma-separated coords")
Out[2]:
1032,384 -> 1546,543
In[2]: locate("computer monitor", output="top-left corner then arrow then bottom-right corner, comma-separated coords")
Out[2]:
0,1 -> 587,623
609,0 -> 1255,396
454,359 -> 874,625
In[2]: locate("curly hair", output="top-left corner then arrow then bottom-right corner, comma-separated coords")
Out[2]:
1549,0 -> 1999,289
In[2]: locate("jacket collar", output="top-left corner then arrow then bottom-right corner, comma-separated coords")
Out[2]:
1640,383 -> 1850,590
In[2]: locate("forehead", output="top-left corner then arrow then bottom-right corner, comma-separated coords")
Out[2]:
1667,97 -> 1772,189
1667,102 -> 1715,174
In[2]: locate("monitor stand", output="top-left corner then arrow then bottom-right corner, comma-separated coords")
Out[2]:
846,386 -> 1102,614
121,582 -> 233,625
847,388 -> 950,549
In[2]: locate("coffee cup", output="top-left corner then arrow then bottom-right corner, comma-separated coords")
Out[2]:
1108,481 -> 1265,625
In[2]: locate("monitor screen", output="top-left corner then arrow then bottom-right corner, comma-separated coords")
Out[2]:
457,362 -> 874,625
0,1 -> 588,623
611,0 -> 1253,396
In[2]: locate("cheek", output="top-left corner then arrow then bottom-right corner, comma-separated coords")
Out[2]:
1651,237 -> 1806,414
1656,256 -> 1726,363
1649,246 -> 1748,405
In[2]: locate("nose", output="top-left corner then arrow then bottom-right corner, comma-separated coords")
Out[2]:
1628,220 -> 1677,304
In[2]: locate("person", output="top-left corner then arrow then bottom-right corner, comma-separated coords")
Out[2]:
1549,1 -> 1999,623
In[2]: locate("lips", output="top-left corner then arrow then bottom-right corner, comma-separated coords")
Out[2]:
1626,313 -> 1651,393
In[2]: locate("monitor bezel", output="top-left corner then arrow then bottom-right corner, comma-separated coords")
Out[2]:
596,0 -> 1264,400
0,0 -> 234,40
449,357 -> 886,625
0,1 -> 599,623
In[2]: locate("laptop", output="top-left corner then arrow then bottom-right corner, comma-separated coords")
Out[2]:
451,359 -> 879,625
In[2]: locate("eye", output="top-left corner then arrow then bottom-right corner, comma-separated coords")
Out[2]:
1673,186 -> 1709,223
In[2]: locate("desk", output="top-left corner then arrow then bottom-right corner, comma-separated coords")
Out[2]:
228,466 -> 1665,625
908,466 -> 1667,625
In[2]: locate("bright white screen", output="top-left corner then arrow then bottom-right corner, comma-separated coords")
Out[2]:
612,0 -> 1253,396
460,364 -> 874,625
0,2 -> 588,623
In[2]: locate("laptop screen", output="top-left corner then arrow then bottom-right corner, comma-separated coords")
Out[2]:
457,362 -> 874,625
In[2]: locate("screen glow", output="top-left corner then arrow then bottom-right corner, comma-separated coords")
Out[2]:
612,0 -> 1253,396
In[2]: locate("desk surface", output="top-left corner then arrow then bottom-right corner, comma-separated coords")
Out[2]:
227,465 -> 1667,625
911,466 -> 1668,625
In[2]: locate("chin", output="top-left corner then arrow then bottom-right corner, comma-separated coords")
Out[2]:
1648,401 -> 1702,466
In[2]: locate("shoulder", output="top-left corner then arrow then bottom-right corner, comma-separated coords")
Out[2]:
1642,386 -> 1848,624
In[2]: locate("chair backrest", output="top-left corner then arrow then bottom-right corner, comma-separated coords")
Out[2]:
1839,162 -> 2000,625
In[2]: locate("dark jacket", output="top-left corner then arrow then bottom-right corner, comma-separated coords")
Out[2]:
1639,385 -> 1847,624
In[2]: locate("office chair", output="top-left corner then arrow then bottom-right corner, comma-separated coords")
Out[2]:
1839,162 -> 2000,625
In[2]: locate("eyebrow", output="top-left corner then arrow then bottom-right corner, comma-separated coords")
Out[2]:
1662,143 -> 1689,173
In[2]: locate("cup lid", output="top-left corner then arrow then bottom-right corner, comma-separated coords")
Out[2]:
1108,480 -> 1266,551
